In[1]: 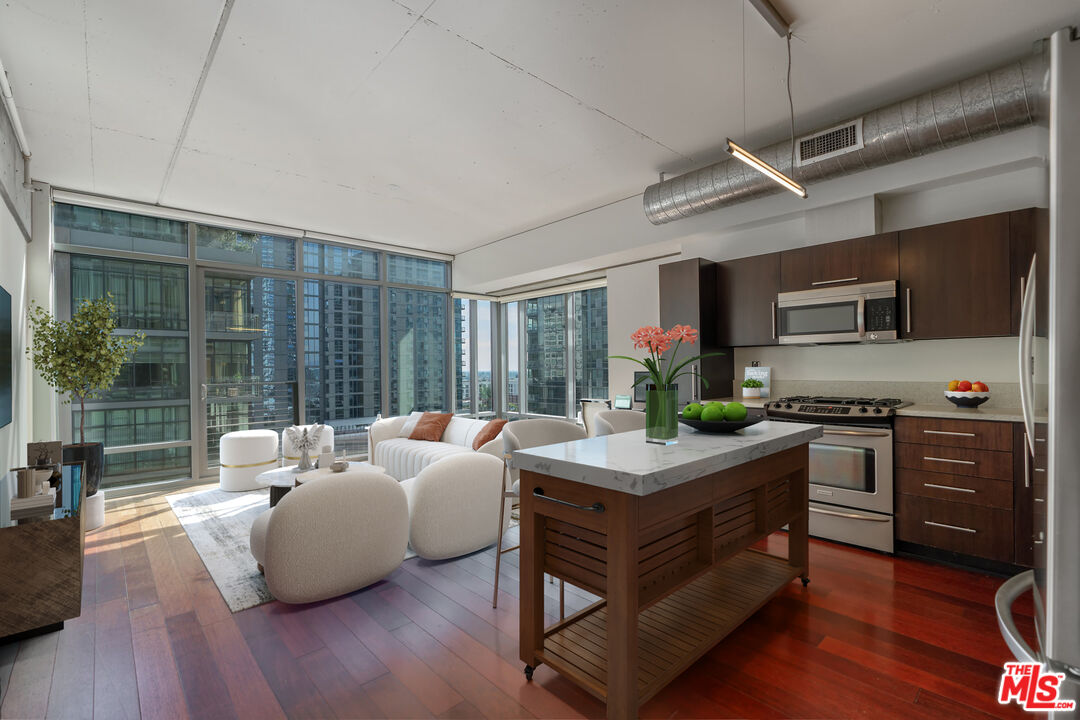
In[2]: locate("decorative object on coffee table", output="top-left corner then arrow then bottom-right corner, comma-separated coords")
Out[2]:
610,324 -> 723,445
26,295 -> 144,497
284,424 -> 324,472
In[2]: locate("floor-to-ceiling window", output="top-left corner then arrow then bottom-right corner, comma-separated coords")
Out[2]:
574,287 -> 609,405
67,253 -> 192,485
497,286 -> 607,420
53,200 -> 451,487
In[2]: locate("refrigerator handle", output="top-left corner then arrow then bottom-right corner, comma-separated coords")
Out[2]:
996,570 -> 1040,663
1018,254 -> 1037,456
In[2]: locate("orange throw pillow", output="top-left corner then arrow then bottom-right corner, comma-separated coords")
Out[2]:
408,412 -> 454,442
472,419 -> 508,450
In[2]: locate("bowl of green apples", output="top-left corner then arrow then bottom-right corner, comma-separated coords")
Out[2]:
678,401 -> 763,433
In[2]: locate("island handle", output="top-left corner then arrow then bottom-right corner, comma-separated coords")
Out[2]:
533,488 -> 605,513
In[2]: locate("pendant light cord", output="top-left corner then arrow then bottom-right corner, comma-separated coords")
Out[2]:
787,31 -> 796,175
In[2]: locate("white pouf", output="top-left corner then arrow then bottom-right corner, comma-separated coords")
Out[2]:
281,424 -> 335,464
84,490 -> 105,531
219,429 -> 280,492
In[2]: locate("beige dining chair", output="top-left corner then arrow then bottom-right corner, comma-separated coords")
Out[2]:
593,408 -> 647,436
494,418 -> 587,614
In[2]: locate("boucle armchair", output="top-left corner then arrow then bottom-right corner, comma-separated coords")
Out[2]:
249,468 -> 408,604
399,453 -> 510,560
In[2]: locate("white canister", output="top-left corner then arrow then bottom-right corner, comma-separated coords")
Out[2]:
317,445 -> 335,469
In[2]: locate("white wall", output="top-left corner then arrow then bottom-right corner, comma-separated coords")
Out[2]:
606,258 -> 665,403
734,338 -> 1020,385
0,193 -> 29,479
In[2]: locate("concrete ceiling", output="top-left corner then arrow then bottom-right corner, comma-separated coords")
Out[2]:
0,0 -> 1076,254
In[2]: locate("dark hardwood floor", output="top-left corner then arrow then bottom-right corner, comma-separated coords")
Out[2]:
0,485 -> 1035,719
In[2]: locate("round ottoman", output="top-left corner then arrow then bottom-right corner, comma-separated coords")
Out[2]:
219,430 -> 279,492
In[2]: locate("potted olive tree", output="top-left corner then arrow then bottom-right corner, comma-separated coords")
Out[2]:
27,295 -> 144,497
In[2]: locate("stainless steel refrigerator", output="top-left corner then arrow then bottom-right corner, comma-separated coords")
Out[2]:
997,25 -> 1080,711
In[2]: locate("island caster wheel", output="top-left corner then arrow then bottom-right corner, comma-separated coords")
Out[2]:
801,576 -> 810,587
524,665 -> 535,681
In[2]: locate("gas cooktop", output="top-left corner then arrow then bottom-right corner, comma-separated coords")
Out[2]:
764,396 -> 911,424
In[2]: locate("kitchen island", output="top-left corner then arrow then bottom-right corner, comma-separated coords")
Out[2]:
512,421 -> 823,720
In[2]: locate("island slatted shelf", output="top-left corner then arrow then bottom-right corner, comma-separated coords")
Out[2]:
517,433 -> 815,720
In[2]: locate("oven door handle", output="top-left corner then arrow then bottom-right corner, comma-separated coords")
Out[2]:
821,429 -> 891,437
809,506 -> 891,522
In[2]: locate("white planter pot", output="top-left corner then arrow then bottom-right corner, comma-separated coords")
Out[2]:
742,387 -> 762,399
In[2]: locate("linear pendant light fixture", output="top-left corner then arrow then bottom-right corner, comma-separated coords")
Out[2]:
728,0 -> 808,200
725,138 -> 807,198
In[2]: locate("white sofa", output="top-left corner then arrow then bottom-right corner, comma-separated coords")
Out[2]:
399,453 -> 510,560
249,468 -> 408,603
367,413 -> 503,482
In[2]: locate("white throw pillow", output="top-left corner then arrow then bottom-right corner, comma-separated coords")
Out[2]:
398,411 -> 425,438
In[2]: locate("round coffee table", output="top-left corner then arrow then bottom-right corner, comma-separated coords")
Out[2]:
254,461 -> 386,507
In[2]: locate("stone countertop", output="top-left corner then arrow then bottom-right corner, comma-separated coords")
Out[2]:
511,421 -> 823,497
895,403 -> 1046,424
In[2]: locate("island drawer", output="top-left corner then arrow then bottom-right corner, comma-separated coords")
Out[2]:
896,468 -> 1013,509
896,494 -> 1013,562
895,416 -> 1012,451
894,442 -> 1012,480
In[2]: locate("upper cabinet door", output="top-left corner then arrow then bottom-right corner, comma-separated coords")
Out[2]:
717,253 -> 780,347
899,214 -> 1012,340
780,233 -> 898,292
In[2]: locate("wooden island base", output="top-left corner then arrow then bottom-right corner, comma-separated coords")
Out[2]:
519,444 -> 810,720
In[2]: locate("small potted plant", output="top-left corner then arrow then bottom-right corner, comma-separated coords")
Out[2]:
741,378 -> 765,399
27,295 -> 144,497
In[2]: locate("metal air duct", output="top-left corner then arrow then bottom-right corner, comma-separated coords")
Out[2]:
643,53 -> 1047,225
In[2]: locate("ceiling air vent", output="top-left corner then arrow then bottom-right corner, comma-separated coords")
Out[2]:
796,118 -> 863,167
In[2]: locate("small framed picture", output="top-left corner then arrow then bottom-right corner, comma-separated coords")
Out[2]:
28,441 -> 62,468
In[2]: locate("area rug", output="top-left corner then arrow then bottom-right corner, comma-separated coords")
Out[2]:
167,487 -> 274,612
168,486 -> 520,613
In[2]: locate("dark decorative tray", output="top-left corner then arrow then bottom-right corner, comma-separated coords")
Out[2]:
677,415 -> 765,433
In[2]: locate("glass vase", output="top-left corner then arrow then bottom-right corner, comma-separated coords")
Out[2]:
645,385 -> 679,445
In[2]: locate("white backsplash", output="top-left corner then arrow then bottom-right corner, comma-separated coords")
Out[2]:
733,336 -> 1041,410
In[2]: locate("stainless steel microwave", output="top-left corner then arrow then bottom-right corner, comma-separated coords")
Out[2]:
776,280 -> 898,344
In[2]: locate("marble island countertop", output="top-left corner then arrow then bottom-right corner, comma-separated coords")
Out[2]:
511,421 -> 823,496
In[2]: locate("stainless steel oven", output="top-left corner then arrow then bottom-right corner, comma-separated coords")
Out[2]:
777,280 -> 898,344
808,425 -> 894,553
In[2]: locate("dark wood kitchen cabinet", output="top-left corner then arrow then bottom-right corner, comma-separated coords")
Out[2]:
780,232 -> 898,292
658,258 -> 734,403
898,214 -> 1012,339
716,253 -> 780,347
1008,207 -> 1049,337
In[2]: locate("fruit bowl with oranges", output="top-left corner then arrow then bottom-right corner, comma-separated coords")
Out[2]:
945,380 -> 990,408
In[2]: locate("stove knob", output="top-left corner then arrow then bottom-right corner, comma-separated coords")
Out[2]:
858,407 -> 868,413
773,402 -> 782,408
785,403 -> 793,409
873,407 -> 883,414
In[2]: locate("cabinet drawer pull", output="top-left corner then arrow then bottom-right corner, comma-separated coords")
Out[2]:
923,482 -> 975,494
923,429 -> 976,437
1035,497 -> 1045,503
923,456 -> 976,466
924,520 -> 977,534
1024,433 -> 1030,488
533,488 -> 605,513
1034,468 -> 1046,473
811,277 -> 859,286
771,301 -> 776,340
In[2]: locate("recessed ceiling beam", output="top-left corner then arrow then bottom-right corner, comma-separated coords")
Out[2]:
748,0 -> 790,37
